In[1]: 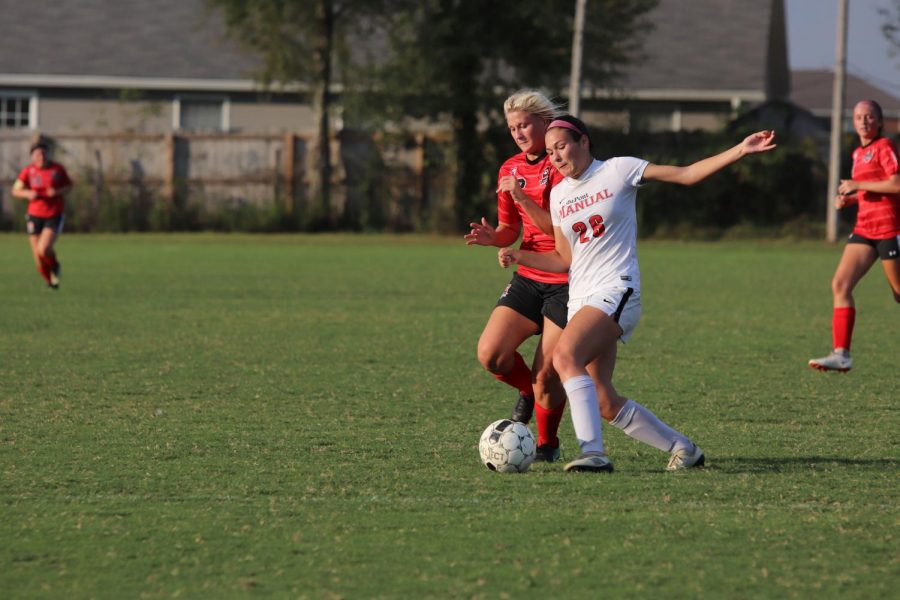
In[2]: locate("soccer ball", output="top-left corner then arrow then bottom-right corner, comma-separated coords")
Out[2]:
479,419 -> 536,473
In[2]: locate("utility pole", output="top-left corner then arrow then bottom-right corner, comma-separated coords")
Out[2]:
569,0 -> 587,117
826,0 -> 849,243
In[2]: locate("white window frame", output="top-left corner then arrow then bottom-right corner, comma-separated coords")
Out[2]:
0,90 -> 38,129
172,94 -> 230,131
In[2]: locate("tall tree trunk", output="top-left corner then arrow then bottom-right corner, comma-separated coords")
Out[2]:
310,0 -> 334,227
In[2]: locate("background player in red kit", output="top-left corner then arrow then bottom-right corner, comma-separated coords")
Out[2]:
11,141 -> 72,289
809,99 -> 900,372
464,89 -> 568,462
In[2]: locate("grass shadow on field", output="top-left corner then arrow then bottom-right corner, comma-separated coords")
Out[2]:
704,456 -> 900,474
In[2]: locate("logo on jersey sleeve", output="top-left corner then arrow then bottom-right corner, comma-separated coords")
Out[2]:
540,167 -> 550,186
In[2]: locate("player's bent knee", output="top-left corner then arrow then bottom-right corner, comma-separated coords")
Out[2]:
551,347 -> 579,379
532,365 -> 559,393
476,345 -> 510,375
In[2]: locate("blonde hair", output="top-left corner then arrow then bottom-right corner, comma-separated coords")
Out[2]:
503,89 -> 562,123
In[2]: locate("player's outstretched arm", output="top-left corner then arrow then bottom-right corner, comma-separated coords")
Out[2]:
464,218 -> 520,247
643,130 -> 777,186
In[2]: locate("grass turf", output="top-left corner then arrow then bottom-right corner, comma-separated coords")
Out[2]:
1,233 -> 897,598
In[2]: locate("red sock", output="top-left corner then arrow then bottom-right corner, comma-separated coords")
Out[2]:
832,307 -> 856,351
493,352 -> 534,398
535,400 -> 566,447
36,259 -> 51,284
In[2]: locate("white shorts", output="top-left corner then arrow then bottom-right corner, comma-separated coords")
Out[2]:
568,287 -> 642,342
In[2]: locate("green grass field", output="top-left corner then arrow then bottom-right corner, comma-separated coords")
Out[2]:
1,233 -> 897,599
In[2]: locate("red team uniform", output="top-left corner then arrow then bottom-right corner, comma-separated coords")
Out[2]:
496,152 -> 566,283
17,161 -> 71,219
493,151 -> 568,450
849,136 -> 900,239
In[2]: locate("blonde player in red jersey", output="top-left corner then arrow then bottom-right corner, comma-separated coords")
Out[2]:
500,115 -> 776,472
11,141 -> 72,289
809,100 -> 900,372
464,89 -> 569,462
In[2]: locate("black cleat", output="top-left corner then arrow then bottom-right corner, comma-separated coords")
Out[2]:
510,394 -> 534,423
49,262 -> 60,289
533,443 -> 561,463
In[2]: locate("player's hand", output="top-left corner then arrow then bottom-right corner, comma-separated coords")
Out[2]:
464,218 -> 496,246
838,179 -> 858,196
741,130 -> 777,155
497,176 -> 525,203
27,189 -> 38,201
45,187 -> 56,198
498,247 -> 519,268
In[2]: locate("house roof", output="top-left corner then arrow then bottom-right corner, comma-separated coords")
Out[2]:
1,0 -> 787,103
791,69 -> 900,116
0,0 -> 260,90
588,0 -> 787,103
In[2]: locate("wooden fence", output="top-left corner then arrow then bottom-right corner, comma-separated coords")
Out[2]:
0,130 -> 453,231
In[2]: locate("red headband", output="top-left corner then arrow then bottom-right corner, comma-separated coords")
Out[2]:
547,119 -> 585,136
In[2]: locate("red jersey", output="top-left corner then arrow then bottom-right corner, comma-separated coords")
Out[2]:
16,161 -> 71,219
497,152 -> 567,284
850,136 -> 900,238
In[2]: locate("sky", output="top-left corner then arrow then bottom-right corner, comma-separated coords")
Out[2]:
786,0 -> 900,96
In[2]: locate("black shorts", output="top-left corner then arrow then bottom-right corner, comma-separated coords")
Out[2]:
496,272 -> 569,332
848,233 -> 900,260
26,214 -> 65,236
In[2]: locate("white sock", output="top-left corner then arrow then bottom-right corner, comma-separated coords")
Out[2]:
610,398 -> 692,454
562,375 -> 605,455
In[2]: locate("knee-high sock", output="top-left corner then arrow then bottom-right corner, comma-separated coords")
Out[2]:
493,351 -> 534,398
562,375 -> 604,455
534,399 -> 566,447
832,307 -> 855,352
610,398 -> 692,454
36,259 -> 51,284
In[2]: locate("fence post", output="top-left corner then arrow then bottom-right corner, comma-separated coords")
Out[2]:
414,132 -> 426,224
164,131 -> 176,210
283,132 -> 295,215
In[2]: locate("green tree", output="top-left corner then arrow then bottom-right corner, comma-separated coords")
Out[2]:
208,0 -> 378,228
354,0 -> 657,230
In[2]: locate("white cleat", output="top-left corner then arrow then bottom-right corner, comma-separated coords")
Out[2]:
667,444 -> 705,471
564,452 -> 614,473
808,350 -> 852,373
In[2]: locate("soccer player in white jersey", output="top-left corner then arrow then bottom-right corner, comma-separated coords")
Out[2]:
500,115 -> 776,472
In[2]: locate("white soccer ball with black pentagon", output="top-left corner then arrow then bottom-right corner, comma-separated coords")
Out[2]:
479,419 -> 536,473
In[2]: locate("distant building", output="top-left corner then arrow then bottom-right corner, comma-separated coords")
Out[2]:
580,0 -> 789,133
0,0 -> 309,135
791,69 -> 900,136
0,0 -> 791,137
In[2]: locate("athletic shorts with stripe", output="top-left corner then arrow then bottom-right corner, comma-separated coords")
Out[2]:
568,286 -> 641,342
496,272 -> 569,333
26,213 -> 65,236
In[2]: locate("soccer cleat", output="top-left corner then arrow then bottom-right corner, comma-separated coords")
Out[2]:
808,350 -> 852,373
564,452 -> 614,473
509,393 -> 534,424
666,444 -> 705,471
49,264 -> 60,289
533,443 -> 561,463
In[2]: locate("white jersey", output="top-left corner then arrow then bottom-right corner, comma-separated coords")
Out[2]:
550,157 -> 648,299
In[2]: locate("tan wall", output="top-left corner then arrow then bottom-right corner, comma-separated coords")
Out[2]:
38,98 -> 172,133
36,97 -> 316,135
230,102 -> 314,134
